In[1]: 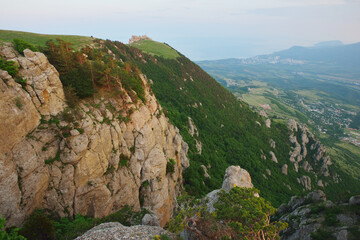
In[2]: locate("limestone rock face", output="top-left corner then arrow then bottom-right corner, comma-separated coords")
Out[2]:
188,116 -> 202,154
265,118 -> 271,128
269,139 -> 276,149
298,176 -> 312,191
282,164 -> 288,175
269,151 -> 278,163
221,166 -> 254,191
286,119 -> 333,190
0,45 -> 189,227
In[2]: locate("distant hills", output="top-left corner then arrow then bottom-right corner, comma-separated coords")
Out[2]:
199,41 -> 360,72
267,41 -> 360,68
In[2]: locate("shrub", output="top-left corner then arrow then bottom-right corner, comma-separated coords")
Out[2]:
15,76 -> 27,90
214,187 -> 288,239
54,214 -> 98,240
311,228 -> 335,240
119,154 -> 129,167
13,39 -> 38,54
62,66 -> 95,98
166,159 -> 176,174
101,205 -> 133,226
19,209 -> 56,240
0,58 -> 18,77
0,216 -> 26,240
63,86 -> 80,108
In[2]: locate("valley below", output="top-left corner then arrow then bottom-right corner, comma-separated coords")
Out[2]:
197,42 -> 360,186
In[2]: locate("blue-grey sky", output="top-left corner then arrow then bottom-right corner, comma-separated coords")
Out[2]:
1,0 -> 360,60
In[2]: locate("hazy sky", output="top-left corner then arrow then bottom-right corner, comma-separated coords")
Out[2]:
1,0 -> 360,60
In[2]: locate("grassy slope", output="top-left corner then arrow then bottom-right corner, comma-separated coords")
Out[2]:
130,39 -> 180,59
0,29 -> 93,49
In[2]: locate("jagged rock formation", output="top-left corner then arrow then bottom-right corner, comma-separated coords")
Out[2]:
287,119 -> 333,191
188,117 -> 202,154
0,44 -> 189,227
75,222 -> 173,240
298,176 -> 312,191
278,191 -> 360,240
200,165 -> 210,178
269,151 -> 278,163
269,139 -> 276,149
265,118 -> 271,128
282,164 -> 288,175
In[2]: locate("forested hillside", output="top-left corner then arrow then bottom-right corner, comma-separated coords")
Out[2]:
99,40 -> 360,206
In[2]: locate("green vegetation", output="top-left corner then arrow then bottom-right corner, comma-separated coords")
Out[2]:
197,56 -> 360,202
153,234 -> 171,240
15,206 -> 148,240
15,76 -> 27,90
168,187 -> 287,239
19,209 -> 56,240
311,228 -> 336,240
42,39 -> 146,103
0,29 -> 93,49
96,39 -> 339,206
214,187 -> 288,239
0,216 -> 25,240
0,57 -> 18,77
166,158 -> 176,174
13,39 -> 38,54
119,154 -> 130,167
130,40 -> 180,59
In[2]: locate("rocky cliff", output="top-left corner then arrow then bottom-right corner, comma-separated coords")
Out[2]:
0,43 -> 189,227
286,119 -> 334,191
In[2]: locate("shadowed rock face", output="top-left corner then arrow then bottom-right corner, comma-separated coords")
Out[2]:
0,44 -> 189,227
278,191 -> 360,240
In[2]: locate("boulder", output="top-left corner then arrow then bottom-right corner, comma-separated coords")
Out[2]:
221,166 -> 254,191
75,222 -> 173,240
306,190 -> 326,202
142,213 -> 160,227
349,195 -> 360,205
269,151 -> 278,163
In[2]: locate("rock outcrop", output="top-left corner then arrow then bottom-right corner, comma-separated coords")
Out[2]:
188,117 -> 202,154
206,166 -> 254,212
0,44 -> 189,227
75,222 -> 173,240
286,119 -> 333,191
278,191 -> 360,240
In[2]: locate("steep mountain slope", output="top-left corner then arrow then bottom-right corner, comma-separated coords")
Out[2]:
0,30 -> 357,219
100,39 -> 352,206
